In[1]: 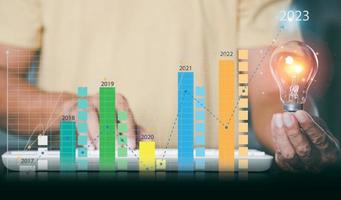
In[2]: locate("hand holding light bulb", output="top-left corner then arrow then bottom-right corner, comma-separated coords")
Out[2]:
270,41 -> 318,112
269,41 -> 339,172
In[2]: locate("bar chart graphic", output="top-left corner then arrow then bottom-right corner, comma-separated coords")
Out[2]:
117,111 -> 129,170
99,87 -> 116,171
60,121 -> 76,171
238,50 -> 249,171
77,87 -> 89,170
4,48 -> 251,173
139,141 -> 156,171
178,72 -> 194,171
219,60 -> 235,171
195,86 -> 206,170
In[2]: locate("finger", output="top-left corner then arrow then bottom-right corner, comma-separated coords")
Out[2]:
87,108 -> 99,150
275,152 -> 294,171
275,152 -> 302,172
271,113 -> 296,160
80,94 -> 100,150
282,112 -> 316,168
91,93 -> 138,149
136,125 -> 148,141
271,115 -> 281,154
294,110 -> 331,152
89,94 -> 99,108
116,93 -> 137,149
271,113 -> 303,170
135,125 -> 149,149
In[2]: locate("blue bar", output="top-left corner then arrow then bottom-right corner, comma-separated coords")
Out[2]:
196,86 -> 205,96
196,111 -> 205,121
60,121 -> 76,171
196,123 -> 205,133
195,159 -> 205,170
195,135 -> 205,145
195,148 -> 205,157
196,98 -> 205,108
195,85 -> 206,170
178,72 -> 194,171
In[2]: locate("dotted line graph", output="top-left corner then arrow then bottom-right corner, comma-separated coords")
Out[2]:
159,23 -> 286,157
7,22 -> 288,171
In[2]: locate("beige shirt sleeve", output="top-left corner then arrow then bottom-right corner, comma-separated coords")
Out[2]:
0,0 -> 42,49
237,0 -> 302,48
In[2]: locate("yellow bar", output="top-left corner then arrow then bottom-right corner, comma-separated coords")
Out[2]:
219,60 -> 235,171
238,50 -> 249,172
238,74 -> 248,84
139,141 -> 155,171
238,62 -> 248,72
239,159 -> 248,169
238,110 -> 248,121
238,50 -> 248,60
239,98 -> 248,109
239,122 -> 248,133
239,147 -> 248,157
239,135 -> 248,145
156,159 -> 166,171
239,86 -> 248,96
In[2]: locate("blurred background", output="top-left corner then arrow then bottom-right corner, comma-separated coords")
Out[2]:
294,0 -> 341,140
0,0 -> 341,152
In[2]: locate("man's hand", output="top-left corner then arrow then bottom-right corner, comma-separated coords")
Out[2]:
271,110 -> 340,172
61,93 -> 141,150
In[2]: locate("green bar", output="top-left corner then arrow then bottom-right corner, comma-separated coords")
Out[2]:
117,159 -> 128,170
118,147 -> 127,157
118,123 -> 128,133
118,135 -> 127,145
117,121 -> 128,170
118,111 -> 128,121
99,87 -> 116,171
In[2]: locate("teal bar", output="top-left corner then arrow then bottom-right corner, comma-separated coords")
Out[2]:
77,86 -> 88,170
77,87 -> 88,97
78,135 -> 87,145
78,111 -> 88,121
78,99 -> 88,109
78,123 -> 88,133
60,121 -> 76,171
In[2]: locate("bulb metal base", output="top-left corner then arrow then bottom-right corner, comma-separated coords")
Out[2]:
283,103 -> 303,112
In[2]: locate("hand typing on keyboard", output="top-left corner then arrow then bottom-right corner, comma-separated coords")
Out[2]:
64,93 -> 141,150
271,110 -> 340,172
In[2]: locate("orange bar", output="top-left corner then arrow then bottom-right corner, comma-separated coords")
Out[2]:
219,60 -> 235,171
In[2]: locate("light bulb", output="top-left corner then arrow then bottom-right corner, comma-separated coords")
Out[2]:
270,41 -> 318,112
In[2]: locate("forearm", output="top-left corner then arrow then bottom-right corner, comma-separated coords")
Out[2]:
0,68 -> 76,134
